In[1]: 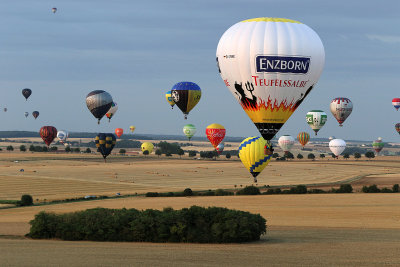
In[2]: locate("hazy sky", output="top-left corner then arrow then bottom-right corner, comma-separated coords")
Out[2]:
1,0 -> 400,141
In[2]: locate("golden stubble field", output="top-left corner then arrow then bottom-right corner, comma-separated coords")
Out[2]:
1,152 -> 400,266
1,152 -> 400,201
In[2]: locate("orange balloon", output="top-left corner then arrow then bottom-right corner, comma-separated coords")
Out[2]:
206,123 -> 226,149
115,128 -> 123,138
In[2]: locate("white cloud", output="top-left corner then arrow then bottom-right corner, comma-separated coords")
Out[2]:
366,34 -> 400,44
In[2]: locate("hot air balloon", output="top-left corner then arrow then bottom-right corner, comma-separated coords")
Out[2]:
330,98 -> 353,126
216,143 -> 224,155
278,135 -> 295,154
306,110 -> 327,135
372,138 -> 384,154
57,130 -> 68,144
297,132 -> 310,148
32,111 -> 39,119
165,90 -> 175,109
141,142 -> 154,154
329,139 -> 346,158
115,128 -> 123,138
206,123 -> 226,149
86,90 -> 113,124
95,133 -> 116,161
40,126 -> 57,147
22,88 -> 32,101
171,82 -> 201,119
130,126 -> 136,133
395,123 -> 400,135
392,98 -> 400,111
3,108 -> 7,112
183,124 -> 196,140
52,7 -> 57,13
216,18 -> 325,141
105,102 -> 118,122
329,136 -> 335,141
239,136 -> 273,183
24,112 -> 29,118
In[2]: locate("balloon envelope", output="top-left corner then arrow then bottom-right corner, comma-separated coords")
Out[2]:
206,123 -> 226,149
297,132 -> 310,147
217,18 -> 325,140
24,112 -> 29,118
32,111 -> 39,119
115,128 -> 123,138
141,142 -> 154,154
22,88 -> 32,100
278,135 -> 295,153
329,139 -> 346,157
86,90 -> 113,124
165,90 -> 175,108
171,82 -> 201,119
372,139 -> 384,153
40,126 -> 57,147
52,7 -> 57,13
57,130 -> 68,143
183,124 -> 196,140
238,136 -> 272,182
130,126 -> 136,133
330,98 -> 353,126
395,123 -> 400,135
106,102 -> 118,122
216,143 -> 224,154
95,133 -> 116,160
306,110 -> 327,135
392,98 -> 400,111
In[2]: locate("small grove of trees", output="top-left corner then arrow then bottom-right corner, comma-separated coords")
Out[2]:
365,151 -> 375,159
320,154 -> 325,159
20,194 -> 33,206
6,145 -> 14,151
272,153 -> 280,158
20,145 -> 26,152
85,148 -> 92,153
297,153 -> 303,159
362,184 -> 399,193
225,153 -> 231,159
308,153 -> 315,160
236,186 -> 260,195
285,152 -> 294,160
119,149 -> 126,155
155,149 -> 162,157
188,151 -> 196,157
177,148 -> 184,158
28,206 -> 266,243
263,184 -> 353,194
343,153 -> 350,159
354,152 -> 361,159
27,145 -> 57,152
157,141 -> 182,156
200,151 -> 218,159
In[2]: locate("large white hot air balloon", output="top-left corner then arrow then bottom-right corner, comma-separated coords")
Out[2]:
278,135 -> 295,154
330,98 -> 353,126
329,139 -> 346,158
217,18 -> 325,140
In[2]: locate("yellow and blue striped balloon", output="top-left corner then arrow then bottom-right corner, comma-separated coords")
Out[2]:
238,136 -> 272,181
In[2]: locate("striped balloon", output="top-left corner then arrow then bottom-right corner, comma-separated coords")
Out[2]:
297,132 -> 310,148
86,90 -> 113,124
392,98 -> 400,111
40,126 -> 57,147
238,136 -> 272,182
95,133 -> 116,161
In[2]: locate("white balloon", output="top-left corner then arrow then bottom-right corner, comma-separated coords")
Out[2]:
329,139 -> 346,157
330,98 -> 353,126
57,130 -> 69,142
278,135 -> 295,153
217,18 -> 325,140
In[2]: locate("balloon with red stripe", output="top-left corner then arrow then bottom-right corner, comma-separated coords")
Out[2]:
40,126 -> 57,147
392,98 -> 400,111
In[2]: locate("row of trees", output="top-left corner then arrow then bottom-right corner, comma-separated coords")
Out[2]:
273,151 -> 376,160
8,145 -> 93,153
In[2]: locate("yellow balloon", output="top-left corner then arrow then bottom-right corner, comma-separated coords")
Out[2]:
165,90 -> 175,108
141,142 -> 154,154
238,136 -> 272,182
130,126 -> 136,133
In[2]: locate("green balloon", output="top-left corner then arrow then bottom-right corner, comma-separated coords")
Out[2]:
306,110 -> 327,135
183,124 -> 196,140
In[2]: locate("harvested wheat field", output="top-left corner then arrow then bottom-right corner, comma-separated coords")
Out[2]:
1,153 -> 400,200
1,153 -> 400,266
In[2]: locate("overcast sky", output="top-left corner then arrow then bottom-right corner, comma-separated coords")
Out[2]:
1,0 -> 400,142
